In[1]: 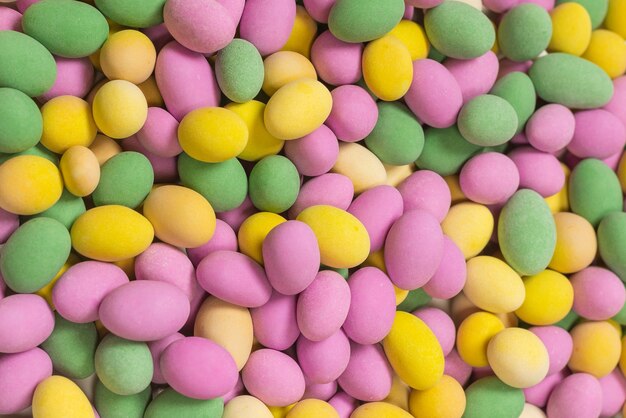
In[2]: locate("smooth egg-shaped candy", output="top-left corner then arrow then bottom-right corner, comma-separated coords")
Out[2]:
598,212 -> 626,281
445,51 -> 500,104
251,291 -> 300,350
94,0 -> 166,28
548,2 -> 592,55
100,30 -> 156,85
289,173 -> 354,218
0,87 -> 42,153
262,51 -> 318,96
328,0 -> 404,43
569,109 -> 626,159
423,236 -> 466,299
570,321 -> 620,378
332,142 -> 387,194
338,342 -> 393,402
549,212 -> 597,274
0,348 -> 52,414
92,80 -> 148,139
60,146 -> 100,197
463,376 -> 525,418
491,71 -> 537,133
239,0 -> 296,56
93,151 -> 154,208
249,155 -> 300,213
297,330 -> 351,384
362,35 -> 413,102
310,30 -> 362,86
94,381 -> 151,418
224,396 -> 273,418
416,126 -> 482,176
464,256 -> 525,314
515,269 -> 573,325
144,388 -> 224,418
0,294 -> 53,353
147,333 -> 184,385
456,312 -> 505,368
408,374 -> 466,418
458,94 -> 519,147
40,95 -> 97,154
32,376 -> 94,418
546,373 -> 602,418
351,402 -> 413,418
216,39 -> 264,103
95,334 -> 153,396
498,3 -> 553,62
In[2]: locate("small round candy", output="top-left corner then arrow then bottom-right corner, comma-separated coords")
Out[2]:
388,20 -> 429,61
581,29 -> 626,78
569,321 -> 621,378
59,145 -> 100,197
515,269 -> 573,325
89,134 -> 122,165
92,80 -> 148,139
238,212 -> 286,264
529,326 -> 573,375
144,387 -> 224,417
136,107 -> 182,158
464,256 -> 526,314
187,219 -> 237,265
571,267 -> 626,320
32,376 -> 94,418
41,95 -> 97,153
463,376 -> 525,418
297,330 -> 350,385
548,2 -> 592,56
287,399 -> 339,418
240,0 -> 296,56
0,348 -> 52,414
598,369 -> 626,417
441,203 -> 494,259
413,307 -> 456,356
456,311 -> 505,367
251,291 -> 299,350
100,30 -> 156,84
289,173 -> 354,218
284,125 -> 338,177
262,51 -> 317,96
568,109 -> 626,159
397,170 -> 451,222
93,151 -> 153,208
525,104 -> 575,152
508,147 -> 565,197
216,38 -> 264,104
423,237 -> 466,299
0,294 -> 54,353
362,35 -> 413,101
332,142 -> 387,194
95,334 -> 153,396
327,0 -> 405,43
408,375 -> 466,418
549,212 -> 597,273
338,342 -> 393,402
310,30 -> 362,86
445,51 -> 499,103
0,87 -> 42,153
326,85 -> 378,142
249,155 -> 300,213
458,94 -> 518,146
498,3 -> 553,62
546,373 -> 603,418
224,396 -> 273,418
94,0 -> 167,28
460,152 -> 520,205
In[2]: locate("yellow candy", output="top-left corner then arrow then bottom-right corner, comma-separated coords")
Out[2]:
408,375 -> 466,418
384,163 -> 414,187
382,312 -> 444,390
285,399 -> 339,418
487,328 -> 550,388
464,256 -> 525,314
350,402 -> 414,418
364,250 -> 386,272
178,107 -> 249,163
226,101 -> 285,161
444,175 -> 466,203
41,96 -> 97,153
92,79 -> 148,139
582,29 -> 626,78
59,146 -> 100,197
224,396 -> 273,418
238,212 -> 286,264
606,0 -> 626,38
362,35 -> 413,101
515,269 -> 573,325
332,142 -> 387,194
281,6 -> 318,59
0,155 -> 63,215
100,29 -> 156,84
619,151 -> 626,192
456,311 -> 505,367
384,373 -> 411,411
545,163 -> 570,213
549,212 -> 597,273
71,205 -> 154,262
32,376 -> 94,418
89,134 -> 122,165
521,403 -> 548,418
441,203 -> 494,259
570,321 -> 621,378
137,76 -> 164,107
142,185 -> 216,248
269,405 -> 289,418
548,3 -> 592,56
114,257 -> 135,280
262,51 -> 317,96
388,20 -> 430,60
297,205 -> 370,269
395,286 -> 409,306
264,79 -> 332,140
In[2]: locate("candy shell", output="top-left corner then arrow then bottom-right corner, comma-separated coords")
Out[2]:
32,376 -> 94,418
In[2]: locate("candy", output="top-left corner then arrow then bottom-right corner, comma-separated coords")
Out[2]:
458,94 -> 518,146
555,0 -> 607,29
326,85 -> 378,142
582,29 -> 626,79
332,142 -> 387,193
287,399 -> 339,418
250,291 -> 299,350
515,269 -> 573,325
408,374 -> 466,418
238,212 -> 286,264
93,151 -> 153,207
0,348 -> 52,414
456,312 -> 505,367
226,101 -> 285,161
310,31 -> 361,87
94,380 -> 151,418
571,267 -> 626,320
464,256 -> 526,314
297,329 -> 350,384
441,203 -> 494,259
95,334 -> 153,396
239,0 -> 296,56
598,212 -> 626,280
224,395 -> 273,418
569,321 -> 621,378
289,173 -> 353,218
249,155 -> 300,213
337,342 -> 393,401
0,87 -> 42,153
216,39 -> 264,103
569,109 -> 626,159
605,0 -> 626,38
549,3 -> 592,55
32,375 -> 94,418
282,6 -> 317,58
525,104 -> 575,152
546,373 -> 603,418
463,376 -> 525,418
94,0 -> 166,28
498,4 -> 553,62
362,35 -> 413,102
446,51 -> 500,103
327,0 -> 404,43
491,72 -> 537,133
262,51 -> 317,96
92,80 -> 148,139
143,388 -> 224,418
100,30 -> 157,84
460,152 -> 520,205
0,294 -> 53,353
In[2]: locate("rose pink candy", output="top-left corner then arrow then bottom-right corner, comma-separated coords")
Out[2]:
303,378 -> 337,401
529,326 -> 572,376
52,261 -> 129,323
216,0 -> 246,23
311,30 -> 363,86
288,173 -> 354,219
405,0 -> 444,7
460,152 -> 520,205
239,0 -> 296,56
147,332 -> 184,384
423,236 -> 466,299
39,56 -> 94,102
348,186 -> 403,252
337,342 -> 392,402
187,219 -> 238,266
297,330 -> 351,384
525,104 -> 575,153
405,59 -> 463,129
403,5 -> 415,19
302,0 -> 335,23
329,391 -> 358,418
136,107 -> 182,158
0,207 -> 18,244
297,270 -> 351,342
508,146 -> 565,197
483,0 -> 518,12
524,369 -> 567,408
284,125 -> 339,177
326,85 -> 378,142
568,109 -> 626,159
547,373 -> 602,418
0,7 -> 21,31
161,336 -> 238,399
0,348 -> 52,414
196,250 -> 272,308
444,349 -> 472,386
445,51 -> 499,103
121,135 -> 178,183
16,0 -> 38,13
599,369 -> 626,417
216,196 -> 257,232
0,294 -> 53,353
520,0 -> 554,10
397,170 -> 451,222
412,307 -> 456,356
571,267 -> 626,321
251,291 -> 300,350
604,76 -> 626,127
141,24 -> 174,52
343,267 -> 396,345
242,349 -> 306,407
384,209 -> 445,290
155,41 -> 220,121
223,376 -> 245,403
498,60 -> 533,80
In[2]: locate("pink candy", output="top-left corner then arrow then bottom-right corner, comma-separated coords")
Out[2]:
136,107 -> 183,158
337,342 -> 392,402
326,85 -> 378,142
525,104 -> 575,153
239,0 -> 296,56
569,109 -> 626,160
187,219 -> 238,267
571,267 -> 626,320
289,173 -> 353,218
445,51 -> 499,103
0,348 -> 52,414
509,146 -> 565,197
284,125 -> 340,177
39,56 -> 94,103
423,236 -> 467,299
311,30 -> 363,86
460,152 -> 520,205
547,373 -> 603,418
297,329 -> 350,384
251,291 -> 300,350
397,170 -> 451,222
0,294 -> 53,353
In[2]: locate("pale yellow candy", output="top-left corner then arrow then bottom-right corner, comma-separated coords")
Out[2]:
441,203 -> 494,259
286,399 -> 339,418
92,79 -> 148,139
606,0 -> 626,39
224,395 -> 273,418
332,142 -> 387,194
89,134 -> 122,165
549,212 -> 597,273
571,321 -> 621,378
487,327 -> 550,388
582,29 -> 626,78
238,212 -> 287,264
384,163 -> 414,187
520,403 -> 547,418
262,51 -> 317,96
32,376 -> 94,418
464,256 -> 525,314
383,373 -> 411,411
100,29 -> 156,84
408,375 -> 466,418
41,95 -> 97,153
515,269 -> 573,325
388,20 -> 430,60
362,35 -> 413,101
350,402 -> 414,418
548,3 -> 592,56
137,76 -> 164,107
59,146 -> 100,197
456,311 -> 505,367
226,101 -> 285,161
281,5 -> 318,58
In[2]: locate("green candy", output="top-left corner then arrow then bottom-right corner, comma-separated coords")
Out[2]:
33,188 -> 86,229
416,125 -> 482,176
0,218 -> 71,293
0,144 -> 59,165
612,299 -> 626,325
497,3 -> 552,62
490,72 -> 536,133
568,159 -> 622,227
0,31 -> 56,97
95,380 -> 151,418
463,376 -> 525,418
364,102 -> 424,166
95,334 -> 153,396
249,155 -> 300,213
424,1 -> 495,59
40,313 -> 97,379
553,310 -> 580,330
598,212 -> 626,282
555,0 -> 608,28
328,0 -> 405,43
457,95 -> 518,147
427,46 -> 446,62
397,288 -> 432,313
529,53 -> 613,109
93,151 -> 154,208
498,189 -> 556,276
0,88 -> 42,153
216,39 -> 264,104
95,0 -> 166,28
144,389 -> 224,418
178,154 -> 248,213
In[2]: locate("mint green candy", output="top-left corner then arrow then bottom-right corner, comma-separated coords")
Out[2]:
555,0 -> 608,28
95,380 -> 151,418
93,151 -> 154,208
364,102 -> 424,166
249,155 -> 300,213
0,144 -> 59,165
612,300 -> 626,325
458,95 -> 518,147
95,0 -> 166,28
216,39 -> 264,103
498,4 -> 552,62
397,288 -> 432,313
598,212 -> 626,282
95,334 -> 153,396
553,310 -> 580,331
144,389 -> 224,418
0,88 -> 42,153
463,376 -> 525,418
33,188 -> 86,230
416,125 -> 482,176
178,153 -> 248,212
328,0 -> 405,43
490,72 -> 536,133
569,159 -> 622,227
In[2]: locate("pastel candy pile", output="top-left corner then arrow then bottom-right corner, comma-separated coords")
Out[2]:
1,0 -> 626,417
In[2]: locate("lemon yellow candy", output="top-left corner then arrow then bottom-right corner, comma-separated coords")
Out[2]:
515,269 -> 573,325
351,402 -> 414,418
332,142 -> 387,194
548,3 -> 592,56
582,29 -> 626,78
362,35 -> 413,101
297,205 -> 370,269
408,375 -> 466,418
178,106 -> 249,163
549,212 -> 597,273
224,395 -> 273,418
238,212 -> 286,265
262,51 -> 317,96
464,256 -> 525,314
137,76 -> 164,107
0,155 -> 63,215
71,205 -> 153,262
59,146 -> 100,197
285,399 -> 339,418
142,185 -> 216,248
606,0 -> 626,38
36,253 -> 80,308
384,163 -> 414,187
269,405 -> 289,418
92,79 -> 148,139
441,203 -> 493,259
226,101 -> 284,161
394,287 -> 409,305
456,311 -> 505,367
388,20 -> 430,60
570,321 -> 621,378
41,96 -> 97,153
264,79 -> 332,140
545,163 -> 570,213
89,134 -> 122,165
100,30 -> 157,84
364,250 -> 387,272
32,376 -> 94,418
384,373 -> 411,411
281,6 -> 318,59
